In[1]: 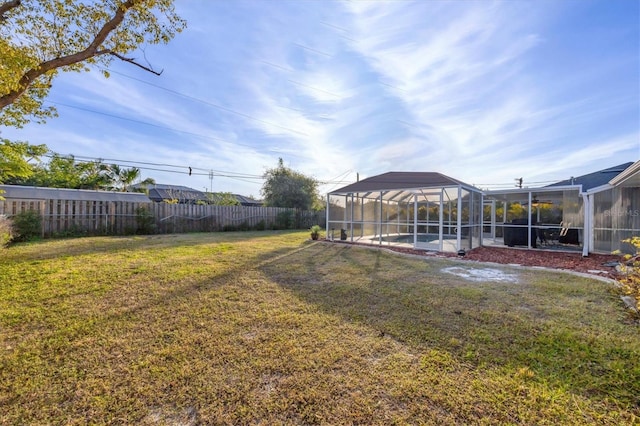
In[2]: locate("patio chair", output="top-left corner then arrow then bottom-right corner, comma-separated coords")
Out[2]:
558,222 -> 579,245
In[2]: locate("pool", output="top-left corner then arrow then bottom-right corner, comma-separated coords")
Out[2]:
374,234 -> 437,244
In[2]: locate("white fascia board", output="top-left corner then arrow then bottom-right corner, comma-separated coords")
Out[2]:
483,185 -> 582,196
584,183 -> 613,195
609,160 -> 640,186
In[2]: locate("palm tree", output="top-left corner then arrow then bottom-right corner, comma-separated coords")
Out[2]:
107,164 -> 155,192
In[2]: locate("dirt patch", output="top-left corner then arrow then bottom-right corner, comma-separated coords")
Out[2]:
441,266 -> 520,283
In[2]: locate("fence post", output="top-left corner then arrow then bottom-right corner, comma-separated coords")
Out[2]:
40,200 -> 45,238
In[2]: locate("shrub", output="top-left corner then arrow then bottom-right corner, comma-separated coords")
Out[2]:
0,215 -> 14,247
310,224 -> 322,240
276,210 -> 294,230
11,210 -> 42,242
135,206 -> 156,235
615,236 -> 640,318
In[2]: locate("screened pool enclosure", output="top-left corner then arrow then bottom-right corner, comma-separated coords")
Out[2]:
326,162 -> 639,255
327,172 -> 483,253
482,187 -> 585,254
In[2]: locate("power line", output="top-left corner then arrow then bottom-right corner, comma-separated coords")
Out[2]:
63,154 -> 263,178
46,100 -> 268,153
100,68 -> 309,136
40,153 -> 351,187
42,153 -> 263,181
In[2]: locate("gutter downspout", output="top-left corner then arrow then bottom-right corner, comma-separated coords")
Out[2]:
325,193 -> 330,238
413,194 -> 418,247
581,192 -> 590,257
378,191 -> 383,246
456,186 -> 462,251
439,190 -> 444,252
527,191 -> 532,249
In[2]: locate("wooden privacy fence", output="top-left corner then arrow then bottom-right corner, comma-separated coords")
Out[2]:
0,199 -> 325,237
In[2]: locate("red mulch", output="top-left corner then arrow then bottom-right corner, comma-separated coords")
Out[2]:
462,247 -> 620,279
328,241 -> 621,280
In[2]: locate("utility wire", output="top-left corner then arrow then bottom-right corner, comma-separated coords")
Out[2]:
41,153 -> 351,185
100,68 -> 309,136
59,154 -> 263,178
46,100 -> 268,152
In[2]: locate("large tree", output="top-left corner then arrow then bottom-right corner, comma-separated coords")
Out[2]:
261,158 -> 321,210
0,0 -> 185,127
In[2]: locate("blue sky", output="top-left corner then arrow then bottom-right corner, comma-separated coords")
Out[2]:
2,0 -> 639,198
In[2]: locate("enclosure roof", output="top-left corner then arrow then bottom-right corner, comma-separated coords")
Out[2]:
0,185 -> 150,202
330,172 -> 477,194
546,162 -> 633,191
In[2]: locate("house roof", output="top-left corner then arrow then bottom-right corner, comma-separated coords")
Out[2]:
0,185 -> 151,202
546,162 -> 634,191
330,171 -> 477,194
233,194 -> 262,206
608,160 -> 640,188
138,184 -> 207,203
130,184 -> 262,205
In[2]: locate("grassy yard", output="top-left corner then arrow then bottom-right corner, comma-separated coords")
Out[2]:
0,232 -> 638,425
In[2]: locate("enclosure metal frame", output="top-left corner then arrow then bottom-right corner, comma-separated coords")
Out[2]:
483,185 -> 587,255
327,182 -> 483,253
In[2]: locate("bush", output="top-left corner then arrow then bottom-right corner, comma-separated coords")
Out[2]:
11,210 -> 42,242
310,224 -> 322,240
276,210 -> 294,230
135,206 -> 156,235
615,236 -> 640,318
0,215 -> 14,247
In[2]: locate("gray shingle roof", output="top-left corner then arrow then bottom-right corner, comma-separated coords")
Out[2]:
233,194 -> 262,206
546,162 -> 633,191
141,184 -> 207,203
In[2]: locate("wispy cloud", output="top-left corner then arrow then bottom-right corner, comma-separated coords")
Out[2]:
1,0 -> 637,196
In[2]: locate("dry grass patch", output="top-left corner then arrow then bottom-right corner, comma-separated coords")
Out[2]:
1,233 -> 638,424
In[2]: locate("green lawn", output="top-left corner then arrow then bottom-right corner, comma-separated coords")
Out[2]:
1,232 -> 638,425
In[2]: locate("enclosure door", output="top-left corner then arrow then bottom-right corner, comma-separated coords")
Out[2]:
483,200 -> 496,240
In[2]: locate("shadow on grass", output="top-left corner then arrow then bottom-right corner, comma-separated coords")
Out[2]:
260,242 -> 640,409
0,236 -> 319,423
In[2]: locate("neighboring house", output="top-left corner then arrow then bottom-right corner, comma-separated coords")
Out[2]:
130,183 -> 262,206
0,184 -> 151,204
131,184 -> 208,204
233,194 -> 263,207
327,162 -> 640,255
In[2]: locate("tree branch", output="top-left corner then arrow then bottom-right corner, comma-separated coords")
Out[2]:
0,0 -> 136,109
0,0 -> 20,22
108,51 -> 163,75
